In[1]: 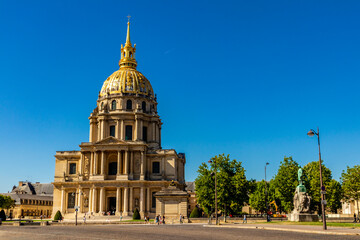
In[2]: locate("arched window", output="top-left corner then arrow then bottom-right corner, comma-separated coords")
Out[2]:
101,102 -> 104,110
111,100 -> 116,110
126,100 -> 132,110
142,101 -> 146,112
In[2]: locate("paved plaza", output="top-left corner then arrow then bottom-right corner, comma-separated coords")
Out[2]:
0,224 -> 359,240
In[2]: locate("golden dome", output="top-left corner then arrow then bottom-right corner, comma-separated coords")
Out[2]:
99,20 -> 154,98
99,68 -> 154,97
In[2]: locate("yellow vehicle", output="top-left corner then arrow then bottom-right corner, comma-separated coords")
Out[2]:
269,200 -> 283,218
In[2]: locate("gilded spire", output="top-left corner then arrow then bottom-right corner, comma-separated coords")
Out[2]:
119,18 -> 137,69
125,21 -> 131,47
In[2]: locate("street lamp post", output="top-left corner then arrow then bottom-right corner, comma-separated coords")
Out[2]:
265,163 -> 269,204
208,159 -> 218,225
265,162 -> 269,221
72,192 -> 82,226
307,127 -> 327,230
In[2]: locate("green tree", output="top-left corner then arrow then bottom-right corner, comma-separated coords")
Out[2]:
0,195 -> 14,210
0,210 -> 6,221
341,165 -> 360,217
272,156 -> 299,213
303,161 -> 332,213
133,208 -> 140,220
189,207 -> 201,218
249,180 -> 271,213
326,179 -> 342,213
54,210 -> 62,221
195,154 -> 248,215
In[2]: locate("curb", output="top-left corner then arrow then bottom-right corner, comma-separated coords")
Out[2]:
203,224 -> 360,236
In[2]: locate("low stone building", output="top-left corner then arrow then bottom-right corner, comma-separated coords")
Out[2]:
1,181 -> 53,219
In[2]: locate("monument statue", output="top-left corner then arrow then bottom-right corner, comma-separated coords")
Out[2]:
289,167 -> 317,222
293,167 -> 311,213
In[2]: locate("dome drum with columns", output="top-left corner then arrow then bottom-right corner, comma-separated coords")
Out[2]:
52,21 -> 187,221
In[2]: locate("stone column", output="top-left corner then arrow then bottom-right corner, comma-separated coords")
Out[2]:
116,187 -> 121,215
97,122 -> 101,141
162,157 -> 165,178
152,122 -> 156,141
121,120 -> 124,140
79,154 -> 83,176
92,188 -> 97,213
135,117 -> 139,141
129,187 -> 133,213
140,151 -> 145,180
90,152 -> 94,176
93,152 -> 98,175
99,187 -> 105,214
78,188 -> 83,212
146,188 -> 151,213
140,120 -> 143,140
100,119 -> 105,140
123,187 -> 129,216
117,151 -> 121,175
130,151 -> 134,176
140,187 -> 145,217
124,151 -> 129,175
156,124 -> 159,143
115,120 -> 119,138
100,151 -> 105,175
60,188 -> 65,213
88,188 -> 93,213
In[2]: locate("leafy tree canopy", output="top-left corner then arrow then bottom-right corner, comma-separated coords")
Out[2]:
272,156 -> 299,213
303,160 -> 332,213
341,165 -> 360,216
249,180 -> 272,213
195,154 -> 249,215
0,195 -> 15,210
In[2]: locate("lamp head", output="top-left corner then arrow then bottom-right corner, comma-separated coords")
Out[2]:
307,130 -> 315,137
266,162 -> 269,166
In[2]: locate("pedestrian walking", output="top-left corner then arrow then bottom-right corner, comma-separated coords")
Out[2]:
83,215 -> 86,224
354,213 -> 357,223
162,215 -> 165,224
180,214 -> 183,224
243,214 -> 247,224
155,215 -> 159,225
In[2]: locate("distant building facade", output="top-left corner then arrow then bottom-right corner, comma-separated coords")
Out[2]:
1,181 -> 53,219
52,21 -> 187,220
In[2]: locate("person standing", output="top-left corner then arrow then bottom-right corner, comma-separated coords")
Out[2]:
179,214 -> 183,224
162,215 -> 165,224
243,214 -> 247,224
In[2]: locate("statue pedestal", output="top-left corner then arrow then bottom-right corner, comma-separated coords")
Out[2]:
288,213 -> 318,222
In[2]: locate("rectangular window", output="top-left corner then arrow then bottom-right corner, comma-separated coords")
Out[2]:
125,125 -> 133,140
67,193 -> 75,208
152,192 -> 156,208
143,126 -> 148,142
69,163 -> 77,174
110,125 -> 116,137
152,162 -> 160,174
108,162 -> 117,175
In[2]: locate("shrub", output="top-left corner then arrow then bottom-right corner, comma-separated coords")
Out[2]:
53,210 -> 62,221
189,207 -> 201,218
133,208 -> 140,220
0,210 -> 6,221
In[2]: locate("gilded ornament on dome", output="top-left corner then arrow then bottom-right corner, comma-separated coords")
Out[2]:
125,72 -> 134,91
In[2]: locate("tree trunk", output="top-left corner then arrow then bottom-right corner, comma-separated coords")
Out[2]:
357,199 -> 359,217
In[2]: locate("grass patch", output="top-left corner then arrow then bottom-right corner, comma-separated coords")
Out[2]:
121,219 -> 154,222
264,221 -> 360,228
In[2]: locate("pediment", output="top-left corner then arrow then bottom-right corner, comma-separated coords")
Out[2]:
94,136 -> 125,145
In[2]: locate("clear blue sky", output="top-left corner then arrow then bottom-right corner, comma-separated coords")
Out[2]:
1,0 -> 360,192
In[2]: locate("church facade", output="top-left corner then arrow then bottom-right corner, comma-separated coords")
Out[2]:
52,21 -> 186,219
